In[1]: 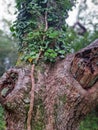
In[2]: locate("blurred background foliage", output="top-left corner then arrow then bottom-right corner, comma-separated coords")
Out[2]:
0,0 -> 98,129
0,1 -> 17,129
0,105 -> 5,130
0,0 -> 17,77
0,30 -> 17,76
79,111 -> 98,130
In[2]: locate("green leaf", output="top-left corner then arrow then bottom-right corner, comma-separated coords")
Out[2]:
48,31 -> 59,39
10,26 -> 15,32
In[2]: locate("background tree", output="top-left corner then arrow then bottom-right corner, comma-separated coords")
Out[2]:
76,0 -> 98,31
64,0 -> 98,52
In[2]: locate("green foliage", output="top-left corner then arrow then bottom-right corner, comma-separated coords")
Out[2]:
0,105 -> 5,129
12,0 -> 76,63
79,111 -> 98,130
63,27 -> 98,52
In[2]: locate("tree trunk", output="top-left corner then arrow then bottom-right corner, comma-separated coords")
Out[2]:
0,39 -> 98,130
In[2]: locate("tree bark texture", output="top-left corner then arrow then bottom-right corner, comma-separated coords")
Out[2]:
0,39 -> 98,130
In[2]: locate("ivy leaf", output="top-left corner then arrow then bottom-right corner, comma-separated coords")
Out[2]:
48,31 -> 59,39
58,50 -> 65,55
42,0 -> 48,4
10,26 -> 15,32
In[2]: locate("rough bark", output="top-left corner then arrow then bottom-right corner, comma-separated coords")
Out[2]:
0,39 -> 98,130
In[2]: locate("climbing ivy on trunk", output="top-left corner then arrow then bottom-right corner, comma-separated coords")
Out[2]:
11,0 -> 76,63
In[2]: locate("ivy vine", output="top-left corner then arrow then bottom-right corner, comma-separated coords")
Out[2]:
11,0 -> 76,63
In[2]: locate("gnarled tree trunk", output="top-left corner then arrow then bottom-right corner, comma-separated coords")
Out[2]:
0,39 -> 98,130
